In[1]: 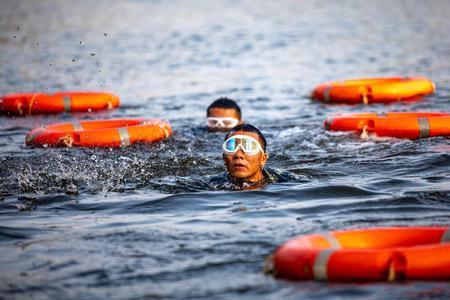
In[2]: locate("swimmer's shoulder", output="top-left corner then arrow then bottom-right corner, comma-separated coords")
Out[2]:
208,172 -> 229,185
263,167 -> 309,183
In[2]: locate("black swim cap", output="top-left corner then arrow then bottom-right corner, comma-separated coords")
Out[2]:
207,97 -> 241,119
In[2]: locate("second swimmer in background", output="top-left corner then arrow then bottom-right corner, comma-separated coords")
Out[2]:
206,97 -> 243,132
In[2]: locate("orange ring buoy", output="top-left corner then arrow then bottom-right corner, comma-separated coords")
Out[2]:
272,227 -> 450,281
25,119 -> 172,148
324,112 -> 450,139
312,77 -> 435,104
0,91 -> 120,116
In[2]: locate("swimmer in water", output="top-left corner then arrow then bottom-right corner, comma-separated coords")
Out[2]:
210,124 -> 291,190
206,98 -> 243,132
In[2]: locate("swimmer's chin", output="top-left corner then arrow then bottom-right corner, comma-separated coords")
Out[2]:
228,170 -> 250,179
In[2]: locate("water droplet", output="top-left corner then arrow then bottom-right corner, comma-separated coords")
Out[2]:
49,63 -> 53,67
13,35 -> 16,39
72,58 -> 76,62
43,143 -> 48,148
80,41 -> 83,44
103,33 -> 108,37
17,25 -> 20,31
90,52 -> 95,56
66,183 -> 78,194
88,108 -> 92,112
91,155 -> 97,160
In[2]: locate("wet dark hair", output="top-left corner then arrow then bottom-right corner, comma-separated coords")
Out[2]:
224,124 -> 267,152
207,97 -> 241,119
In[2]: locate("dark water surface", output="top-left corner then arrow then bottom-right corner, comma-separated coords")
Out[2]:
1,0 -> 450,299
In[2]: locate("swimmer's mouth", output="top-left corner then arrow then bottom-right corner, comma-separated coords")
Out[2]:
233,163 -> 247,169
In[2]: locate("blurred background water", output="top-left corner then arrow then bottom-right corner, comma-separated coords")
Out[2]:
0,0 -> 449,299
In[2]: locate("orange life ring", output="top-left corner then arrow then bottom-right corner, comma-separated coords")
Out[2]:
25,119 -> 172,148
0,91 -> 120,115
324,112 -> 450,139
272,227 -> 450,281
312,77 -> 435,104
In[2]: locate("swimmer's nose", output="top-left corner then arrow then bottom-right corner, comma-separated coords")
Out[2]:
233,149 -> 245,159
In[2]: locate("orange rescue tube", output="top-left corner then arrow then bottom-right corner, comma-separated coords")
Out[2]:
272,227 -> 450,281
312,77 -> 435,104
25,119 -> 171,148
0,91 -> 120,115
324,112 -> 450,139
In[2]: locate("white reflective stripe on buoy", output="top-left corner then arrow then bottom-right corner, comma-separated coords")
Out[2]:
26,129 -> 43,144
63,95 -> 71,112
72,120 -> 83,131
431,82 -> 436,92
322,232 -> 341,248
418,117 -> 430,138
313,249 -> 336,280
323,85 -> 332,102
312,233 -> 341,280
440,227 -> 450,243
117,128 -> 131,147
163,128 -> 169,138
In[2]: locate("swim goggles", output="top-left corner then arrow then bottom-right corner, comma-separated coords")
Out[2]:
223,135 -> 264,155
206,117 -> 239,129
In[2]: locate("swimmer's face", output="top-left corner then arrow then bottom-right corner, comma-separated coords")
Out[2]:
207,108 -> 241,132
223,131 -> 268,182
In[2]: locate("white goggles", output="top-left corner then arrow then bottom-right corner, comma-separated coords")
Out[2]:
206,117 -> 239,129
223,135 -> 264,155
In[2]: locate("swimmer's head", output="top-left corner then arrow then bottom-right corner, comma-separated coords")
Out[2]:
222,124 -> 268,183
206,98 -> 242,132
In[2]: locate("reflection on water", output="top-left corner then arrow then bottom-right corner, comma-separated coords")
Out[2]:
1,0 -> 450,299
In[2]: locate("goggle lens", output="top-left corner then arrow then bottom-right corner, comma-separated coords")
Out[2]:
224,137 -> 235,151
222,119 -> 237,127
241,138 -> 256,151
